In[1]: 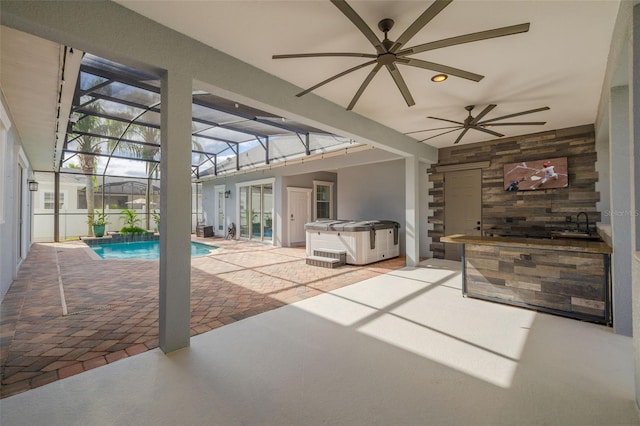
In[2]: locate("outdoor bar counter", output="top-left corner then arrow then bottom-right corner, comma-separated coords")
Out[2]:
441,234 -> 612,325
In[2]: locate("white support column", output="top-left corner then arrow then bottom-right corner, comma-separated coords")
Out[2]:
630,2 -> 640,411
609,85 -> 633,337
405,155 -> 420,267
633,4 -> 640,250
159,69 -> 192,353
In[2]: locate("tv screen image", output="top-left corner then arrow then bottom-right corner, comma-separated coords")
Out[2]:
503,157 -> 568,191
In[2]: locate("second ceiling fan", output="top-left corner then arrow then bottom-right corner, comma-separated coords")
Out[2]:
273,0 -> 530,110
407,104 -> 551,144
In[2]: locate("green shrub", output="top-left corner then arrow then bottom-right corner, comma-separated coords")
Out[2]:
119,226 -> 147,234
87,210 -> 109,226
121,208 -> 142,228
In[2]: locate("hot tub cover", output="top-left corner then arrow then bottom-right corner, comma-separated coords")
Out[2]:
305,219 -> 400,232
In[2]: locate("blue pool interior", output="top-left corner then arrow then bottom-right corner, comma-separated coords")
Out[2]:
89,240 -> 217,260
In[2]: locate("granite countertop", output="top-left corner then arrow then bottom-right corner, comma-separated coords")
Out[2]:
440,234 -> 612,254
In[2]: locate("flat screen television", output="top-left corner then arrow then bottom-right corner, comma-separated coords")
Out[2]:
503,157 -> 568,191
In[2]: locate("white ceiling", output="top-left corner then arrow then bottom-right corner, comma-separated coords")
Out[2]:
0,1 -> 621,174
116,0 -> 620,148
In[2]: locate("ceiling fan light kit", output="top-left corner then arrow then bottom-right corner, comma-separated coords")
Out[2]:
431,74 -> 448,82
273,0 -> 531,111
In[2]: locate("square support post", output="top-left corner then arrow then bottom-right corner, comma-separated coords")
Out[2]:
159,69 -> 192,353
630,2 -> 640,411
609,86 -> 633,336
405,155 -> 420,267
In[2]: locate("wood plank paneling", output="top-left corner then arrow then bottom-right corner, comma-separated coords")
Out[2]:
429,125 -> 600,254
464,243 -> 610,323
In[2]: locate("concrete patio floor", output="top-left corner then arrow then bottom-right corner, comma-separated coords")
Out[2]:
0,237 -> 405,398
1,258 -> 637,425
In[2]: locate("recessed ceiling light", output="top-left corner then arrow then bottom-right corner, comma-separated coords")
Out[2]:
431,74 -> 448,82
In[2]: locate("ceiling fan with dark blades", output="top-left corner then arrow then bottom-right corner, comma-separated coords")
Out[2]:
273,0 -> 530,110
407,104 -> 550,144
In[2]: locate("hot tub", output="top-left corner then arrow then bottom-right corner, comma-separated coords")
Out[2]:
305,219 -> 400,265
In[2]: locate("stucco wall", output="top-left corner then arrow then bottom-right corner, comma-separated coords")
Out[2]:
337,159 -> 432,258
0,94 -> 31,301
0,116 -> 15,300
281,171 -> 337,247
633,253 -> 640,410
202,170 -> 338,247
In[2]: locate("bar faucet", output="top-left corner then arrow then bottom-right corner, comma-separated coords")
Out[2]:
576,212 -> 590,234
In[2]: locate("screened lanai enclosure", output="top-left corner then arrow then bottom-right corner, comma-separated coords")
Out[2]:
35,53 -> 358,242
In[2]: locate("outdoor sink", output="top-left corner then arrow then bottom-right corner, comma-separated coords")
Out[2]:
550,231 -> 602,241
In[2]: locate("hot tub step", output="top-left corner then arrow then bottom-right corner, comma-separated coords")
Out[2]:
306,255 -> 344,268
313,249 -> 347,264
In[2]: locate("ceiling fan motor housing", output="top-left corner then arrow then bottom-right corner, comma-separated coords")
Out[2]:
378,18 -> 395,34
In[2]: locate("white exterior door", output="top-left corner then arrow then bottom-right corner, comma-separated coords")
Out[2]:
213,185 -> 226,237
444,169 -> 482,261
287,187 -> 311,246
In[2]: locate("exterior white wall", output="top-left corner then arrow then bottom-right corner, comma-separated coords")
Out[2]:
336,159 -> 431,259
201,155 -> 390,247
206,174 -> 334,247
609,85 -> 633,336
281,171 -> 337,246
631,2 -> 640,412
201,175 -> 282,245
202,158 -> 436,258
0,93 -> 32,301
32,177 -> 85,242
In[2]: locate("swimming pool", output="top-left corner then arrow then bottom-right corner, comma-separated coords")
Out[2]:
89,240 -> 217,260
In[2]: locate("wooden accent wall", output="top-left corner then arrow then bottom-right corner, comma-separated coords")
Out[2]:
428,125 -> 600,258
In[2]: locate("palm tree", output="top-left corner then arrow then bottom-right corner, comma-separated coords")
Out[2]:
127,124 -> 204,229
74,100 -> 204,234
128,124 -> 161,229
73,111 -> 110,236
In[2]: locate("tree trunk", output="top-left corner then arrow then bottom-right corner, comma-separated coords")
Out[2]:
81,156 -> 95,237
86,173 -> 95,236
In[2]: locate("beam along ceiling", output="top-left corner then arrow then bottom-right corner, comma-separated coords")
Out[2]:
0,26 -> 65,171
117,0 -> 619,148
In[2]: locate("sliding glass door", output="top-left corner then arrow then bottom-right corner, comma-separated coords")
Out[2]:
239,182 -> 273,242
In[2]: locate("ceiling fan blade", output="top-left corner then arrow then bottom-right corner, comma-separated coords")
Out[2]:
296,59 -> 377,97
453,128 -> 470,144
330,0 -> 385,54
427,116 -> 465,126
273,52 -> 377,59
401,58 -> 484,82
398,23 -> 531,56
471,126 -> 505,138
478,107 -> 550,124
418,128 -> 462,142
470,104 -> 496,124
347,63 -> 383,110
405,125 -> 462,135
390,0 -> 452,53
483,121 -> 547,126
386,63 -> 415,107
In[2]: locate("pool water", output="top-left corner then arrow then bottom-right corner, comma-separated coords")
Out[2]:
90,240 -> 217,260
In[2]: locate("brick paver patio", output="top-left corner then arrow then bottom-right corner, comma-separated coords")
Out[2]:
0,237 -> 405,398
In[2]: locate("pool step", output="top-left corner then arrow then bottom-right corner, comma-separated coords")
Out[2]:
306,249 -> 347,268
